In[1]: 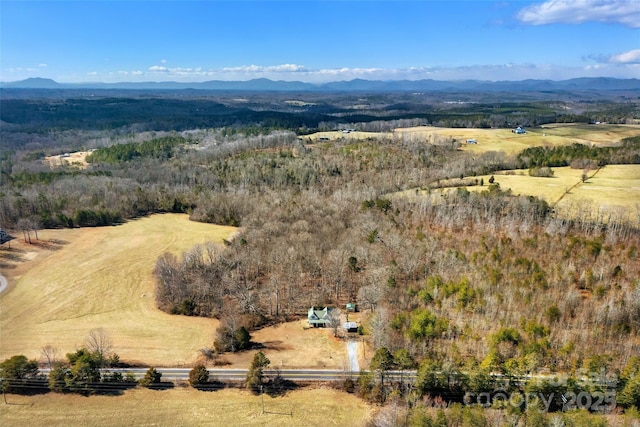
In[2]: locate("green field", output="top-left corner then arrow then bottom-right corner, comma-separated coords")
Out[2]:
0,214 -> 237,366
0,387 -> 372,427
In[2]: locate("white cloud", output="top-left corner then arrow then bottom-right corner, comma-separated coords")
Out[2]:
149,65 -> 168,72
38,63 -> 48,68
609,49 -> 640,63
316,67 -> 384,76
222,64 -> 306,73
35,61 -> 638,84
517,0 -> 640,28
267,64 -> 305,72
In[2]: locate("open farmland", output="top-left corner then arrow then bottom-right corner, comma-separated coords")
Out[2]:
0,386 -> 372,427
394,123 -> 640,154
306,124 -> 640,156
0,214 -> 237,366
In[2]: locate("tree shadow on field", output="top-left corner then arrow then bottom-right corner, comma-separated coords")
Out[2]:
88,381 -> 138,396
143,382 -> 175,391
265,374 -> 298,397
260,340 -> 291,352
192,380 -> 226,392
0,246 -> 27,266
3,378 -> 50,398
30,239 -> 67,251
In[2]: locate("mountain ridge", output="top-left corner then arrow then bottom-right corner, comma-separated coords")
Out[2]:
2,76 -> 640,92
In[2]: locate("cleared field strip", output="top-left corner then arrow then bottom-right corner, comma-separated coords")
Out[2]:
0,387 -> 372,427
0,214 -> 237,366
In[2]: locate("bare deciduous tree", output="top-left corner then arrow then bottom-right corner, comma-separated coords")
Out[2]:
328,308 -> 342,338
40,344 -> 60,369
17,218 -> 32,244
85,328 -> 113,367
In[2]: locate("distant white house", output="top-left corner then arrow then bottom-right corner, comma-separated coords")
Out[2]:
466,139 -> 477,144
512,126 -> 526,134
342,322 -> 358,333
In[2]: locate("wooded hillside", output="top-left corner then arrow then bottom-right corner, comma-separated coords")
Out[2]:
2,95 -> 639,379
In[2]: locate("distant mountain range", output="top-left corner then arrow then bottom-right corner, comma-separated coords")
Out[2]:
2,76 -> 640,92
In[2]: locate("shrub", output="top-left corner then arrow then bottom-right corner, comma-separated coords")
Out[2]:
245,351 -> 270,394
213,324 -> 251,353
0,355 -> 40,394
528,166 -> 555,177
545,304 -> 561,323
139,367 -> 162,388
189,364 -> 209,388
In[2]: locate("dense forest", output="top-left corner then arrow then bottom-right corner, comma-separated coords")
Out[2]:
1,91 -> 640,417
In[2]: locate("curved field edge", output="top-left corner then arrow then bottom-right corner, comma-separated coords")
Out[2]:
394,165 -> 640,227
0,214 -> 237,366
0,387 -> 372,427
472,165 -> 640,225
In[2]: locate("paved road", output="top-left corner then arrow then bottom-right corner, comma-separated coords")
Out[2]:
110,368 -> 377,382
39,367 -> 417,382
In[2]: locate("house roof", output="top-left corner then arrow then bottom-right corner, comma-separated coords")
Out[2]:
308,307 -> 332,324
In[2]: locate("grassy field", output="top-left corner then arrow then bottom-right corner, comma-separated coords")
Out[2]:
0,386 -> 372,427
43,150 -> 93,168
0,214 -> 237,366
304,130 -> 388,142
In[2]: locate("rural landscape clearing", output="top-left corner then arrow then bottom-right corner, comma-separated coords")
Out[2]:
2,1 -> 640,425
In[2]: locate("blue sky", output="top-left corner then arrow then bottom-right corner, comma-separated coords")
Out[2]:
1,0 -> 639,83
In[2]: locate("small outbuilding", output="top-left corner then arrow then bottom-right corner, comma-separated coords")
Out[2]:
342,322 -> 358,333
